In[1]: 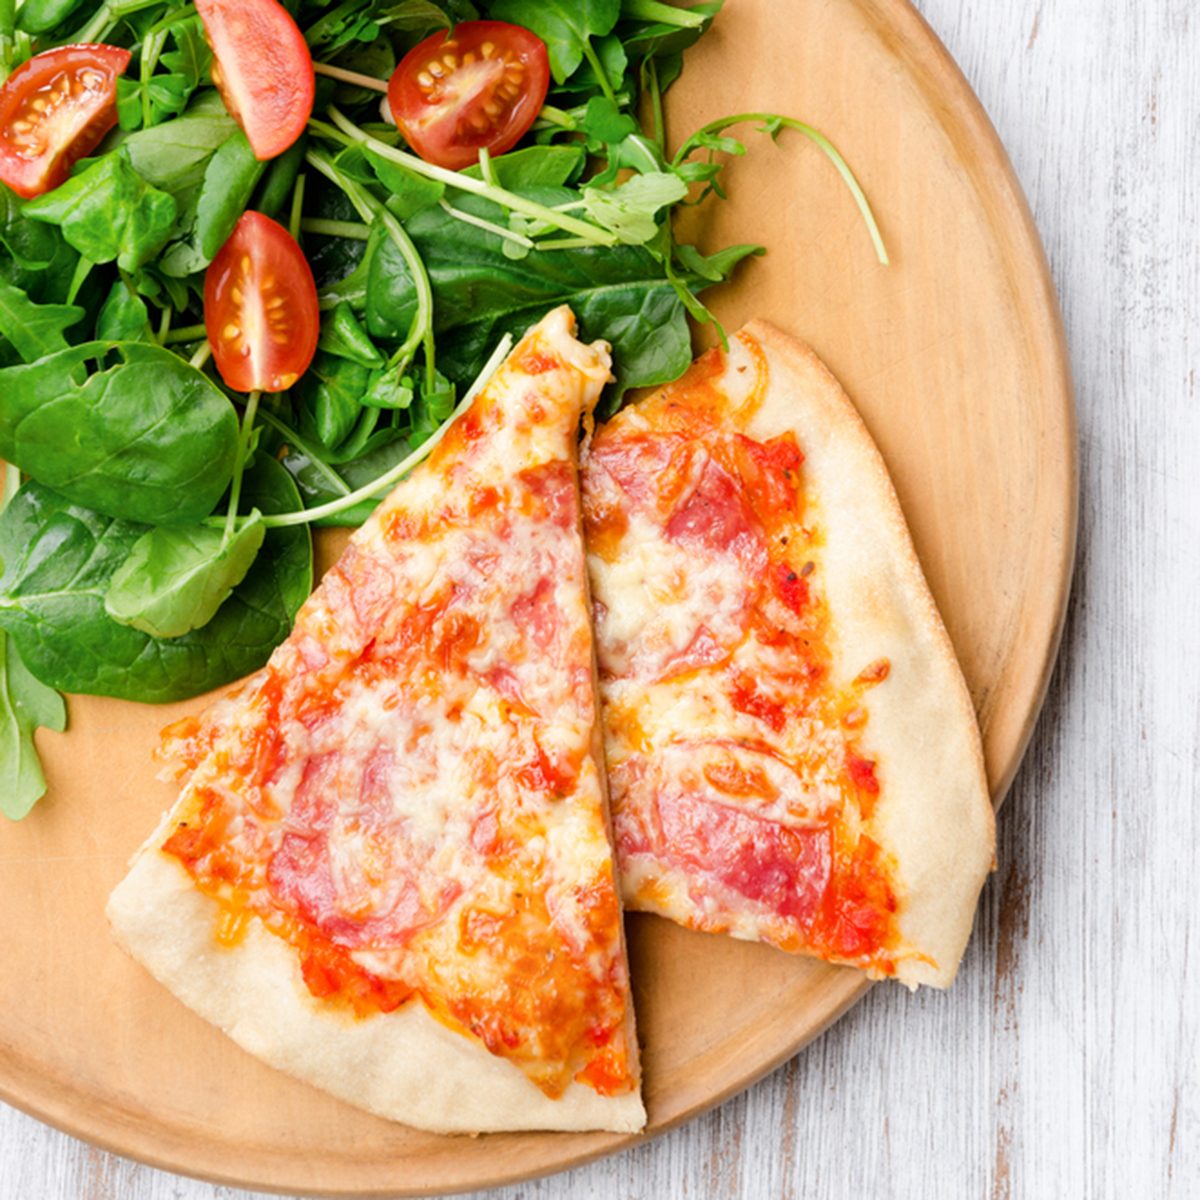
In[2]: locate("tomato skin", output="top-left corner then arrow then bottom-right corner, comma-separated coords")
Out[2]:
204,212 -> 319,394
0,45 -> 131,199
195,0 -> 314,161
388,21 -> 550,170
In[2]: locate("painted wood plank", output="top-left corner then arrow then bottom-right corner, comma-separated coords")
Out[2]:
2,1 -> 1197,1196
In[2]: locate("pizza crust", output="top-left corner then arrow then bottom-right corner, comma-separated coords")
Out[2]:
107,848 -> 646,1134
738,321 -> 995,987
106,307 -> 646,1134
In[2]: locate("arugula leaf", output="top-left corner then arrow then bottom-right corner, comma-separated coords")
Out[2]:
489,0 -> 620,83
0,633 -> 66,821
104,512 -> 267,639
0,341 -> 240,526
366,186 -> 699,398
0,459 -> 311,703
583,171 -> 687,244
0,280 -> 83,361
23,149 -> 178,272
159,14 -> 212,85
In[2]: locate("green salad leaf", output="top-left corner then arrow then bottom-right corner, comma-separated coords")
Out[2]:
0,341 -> 240,525
0,634 -> 67,821
0,459 -> 311,703
105,511 -> 268,639
24,149 -> 178,272
0,280 -> 83,361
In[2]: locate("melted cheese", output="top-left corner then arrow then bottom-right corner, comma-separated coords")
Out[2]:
159,309 -> 637,1099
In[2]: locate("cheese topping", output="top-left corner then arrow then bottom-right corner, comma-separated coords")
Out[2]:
159,309 -> 636,1099
583,337 -> 903,973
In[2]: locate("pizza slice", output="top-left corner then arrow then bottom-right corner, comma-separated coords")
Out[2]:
582,322 -> 995,988
108,307 -> 645,1134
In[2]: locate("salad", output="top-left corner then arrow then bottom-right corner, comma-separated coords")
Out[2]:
0,0 -> 886,819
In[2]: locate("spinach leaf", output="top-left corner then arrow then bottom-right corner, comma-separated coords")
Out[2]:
318,301 -> 384,366
104,512 -> 267,639
121,109 -> 238,193
23,149 -> 178,272
460,144 -> 585,188
299,351 -> 374,452
255,135 -> 307,219
0,194 -> 82,315
367,149 -> 445,218
0,280 -> 83,361
197,131 -> 267,261
366,187 -> 697,397
16,0 -> 88,34
0,634 -> 66,821
95,278 -> 153,342
489,0 -> 619,84
0,459 -> 312,703
0,341 -> 239,526
161,128 -> 266,275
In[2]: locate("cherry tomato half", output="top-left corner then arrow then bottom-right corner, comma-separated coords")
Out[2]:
388,21 -> 550,171
195,0 -> 314,161
0,44 -> 130,199
205,212 -> 319,394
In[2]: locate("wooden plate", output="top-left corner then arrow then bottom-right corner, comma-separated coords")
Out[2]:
0,0 -> 1075,1194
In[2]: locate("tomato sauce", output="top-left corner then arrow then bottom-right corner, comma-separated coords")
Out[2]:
586,336 -> 904,974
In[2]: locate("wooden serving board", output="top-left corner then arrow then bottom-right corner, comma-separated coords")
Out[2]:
0,0 -> 1075,1194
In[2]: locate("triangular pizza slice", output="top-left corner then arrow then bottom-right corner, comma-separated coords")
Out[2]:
582,322 -> 995,988
108,308 -> 644,1133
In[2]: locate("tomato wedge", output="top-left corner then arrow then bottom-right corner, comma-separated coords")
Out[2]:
0,45 -> 130,199
205,212 -> 319,393
195,0 -> 314,161
388,21 -> 550,170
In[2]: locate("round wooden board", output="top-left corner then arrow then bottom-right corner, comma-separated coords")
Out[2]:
0,0 -> 1075,1194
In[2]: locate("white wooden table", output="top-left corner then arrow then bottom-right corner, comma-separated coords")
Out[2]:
4,2 -> 1197,1196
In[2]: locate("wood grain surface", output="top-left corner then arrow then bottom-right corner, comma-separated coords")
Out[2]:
1,0 -> 1195,1197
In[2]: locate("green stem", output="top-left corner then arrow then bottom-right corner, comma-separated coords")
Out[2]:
300,217 -> 372,240
0,0 -> 15,84
164,322 -> 208,345
288,172 -> 307,243
220,334 -> 513,530
477,147 -> 497,187
162,321 -> 206,345
256,408 -> 351,498
156,305 -> 172,344
306,148 -> 435,385
673,113 -> 889,265
223,390 -> 260,541
621,0 -> 707,27
313,61 -> 389,93
140,27 -> 168,129
580,38 -> 618,105
188,341 -> 212,370
535,104 -> 577,130
316,109 -> 618,245
73,0 -> 165,44
2,462 -> 18,508
438,199 -> 534,250
645,56 -> 665,153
